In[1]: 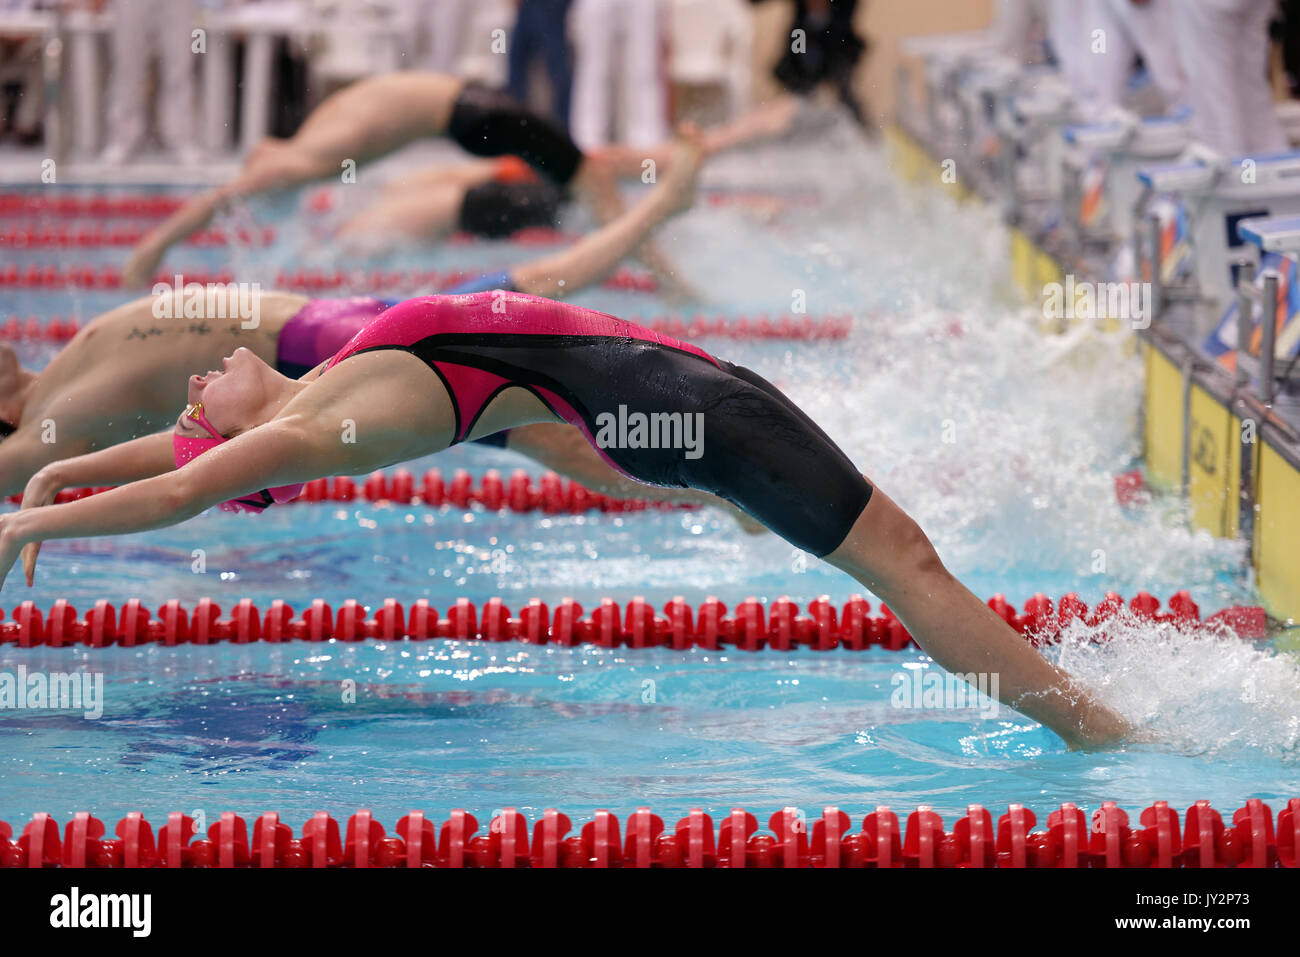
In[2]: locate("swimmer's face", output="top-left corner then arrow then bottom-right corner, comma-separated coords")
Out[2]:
176,347 -> 278,438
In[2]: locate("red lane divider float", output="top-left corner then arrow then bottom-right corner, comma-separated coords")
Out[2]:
0,186 -> 821,221
0,224 -> 274,248
0,193 -> 185,217
14,468 -> 682,514
0,312 -> 850,345
0,263 -> 660,294
2,798 -> 1295,867
0,591 -> 1266,649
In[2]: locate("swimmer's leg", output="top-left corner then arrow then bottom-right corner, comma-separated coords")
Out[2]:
510,132 -> 703,298
821,490 -> 1132,749
669,358 -> 1130,749
238,73 -> 465,191
502,423 -> 764,534
123,73 -> 465,286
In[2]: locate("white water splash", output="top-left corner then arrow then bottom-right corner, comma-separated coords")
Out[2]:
1053,612 -> 1300,756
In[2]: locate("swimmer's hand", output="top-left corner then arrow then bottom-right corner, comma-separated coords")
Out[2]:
0,507 -> 40,590
15,464 -> 66,584
0,514 -> 21,591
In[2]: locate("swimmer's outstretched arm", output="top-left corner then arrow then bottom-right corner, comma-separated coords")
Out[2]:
586,96 -> 801,178
576,170 -> 699,305
0,418 -> 347,588
20,431 -> 176,505
509,134 -> 703,299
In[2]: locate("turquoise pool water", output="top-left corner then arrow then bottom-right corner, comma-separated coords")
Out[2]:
0,127 -> 1296,829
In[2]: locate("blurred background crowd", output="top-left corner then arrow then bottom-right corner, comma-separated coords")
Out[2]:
0,0 -> 872,171
2,1 -> 1300,174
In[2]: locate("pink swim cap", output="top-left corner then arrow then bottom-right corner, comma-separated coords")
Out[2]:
174,402 -> 305,513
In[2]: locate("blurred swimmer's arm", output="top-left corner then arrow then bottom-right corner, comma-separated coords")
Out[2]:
20,430 -> 177,507
512,132 -> 703,300
1,418 -> 344,588
505,423 -> 764,534
570,157 -> 699,305
122,187 -> 234,288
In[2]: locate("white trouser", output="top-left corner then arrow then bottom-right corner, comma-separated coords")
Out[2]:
1086,0 -> 1186,113
1172,0 -> 1287,156
569,0 -> 667,149
1046,0 -> 1100,115
106,0 -> 198,154
423,0 -> 476,74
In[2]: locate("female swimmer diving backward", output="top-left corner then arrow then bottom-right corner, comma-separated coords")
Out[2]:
0,136 -> 729,523
0,291 -> 1131,749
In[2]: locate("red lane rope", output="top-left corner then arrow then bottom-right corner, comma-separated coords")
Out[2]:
0,262 -> 661,294
13,468 -> 687,513
0,187 -> 821,221
3,798 -> 1295,867
0,591 -> 1266,649
0,224 -> 274,248
0,311 -> 850,345
0,193 -> 186,217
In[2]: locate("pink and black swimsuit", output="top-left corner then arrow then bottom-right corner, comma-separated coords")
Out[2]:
321,292 -> 872,557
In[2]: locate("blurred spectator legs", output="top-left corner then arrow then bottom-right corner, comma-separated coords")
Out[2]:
102,0 -> 200,165
766,0 -> 869,127
1086,0 -> 1186,115
570,0 -> 667,149
426,0 -> 477,74
665,0 -> 752,127
508,0 -> 573,131
0,33 -> 42,143
1172,0 -> 1288,155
